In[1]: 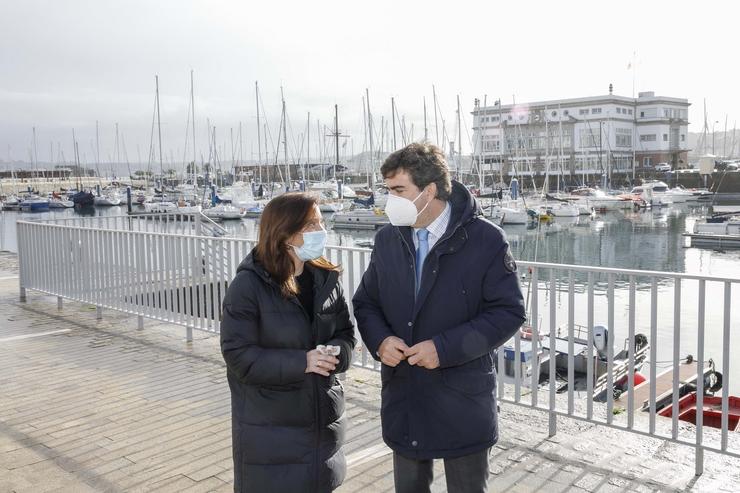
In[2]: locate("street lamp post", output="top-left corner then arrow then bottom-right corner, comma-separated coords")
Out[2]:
712,120 -> 719,155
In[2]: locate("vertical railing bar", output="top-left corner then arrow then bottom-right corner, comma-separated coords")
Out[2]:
166,234 -> 176,322
695,279 -> 705,476
607,273 -> 614,425
649,278 -> 658,435
183,234 -> 193,330
136,232 -> 146,320
587,271 -> 594,421
568,270 -> 575,416
159,233 -> 168,321
514,318 -> 522,403
627,275 -> 636,430
105,229 -> 114,311
672,278 -> 681,440
198,237 -> 208,331
721,282 -> 731,451
548,268 -> 557,436
358,251 -> 369,369
175,232 -> 185,326
531,267 -> 539,406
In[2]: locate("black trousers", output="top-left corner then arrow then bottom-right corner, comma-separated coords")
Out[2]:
393,448 -> 491,493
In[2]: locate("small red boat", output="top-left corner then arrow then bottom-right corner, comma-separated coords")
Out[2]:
658,393 -> 740,431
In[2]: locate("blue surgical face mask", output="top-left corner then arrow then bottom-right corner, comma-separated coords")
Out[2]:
290,229 -> 327,261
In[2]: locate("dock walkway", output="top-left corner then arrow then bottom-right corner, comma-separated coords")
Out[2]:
0,251 -> 738,492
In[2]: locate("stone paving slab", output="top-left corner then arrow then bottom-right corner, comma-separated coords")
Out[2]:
0,252 -> 739,492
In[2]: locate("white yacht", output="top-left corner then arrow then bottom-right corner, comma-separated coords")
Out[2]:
203,204 -> 246,220
94,189 -> 123,206
570,187 -> 633,211
685,212 -> 740,248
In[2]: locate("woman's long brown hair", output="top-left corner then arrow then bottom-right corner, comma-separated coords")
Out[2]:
255,192 -> 339,298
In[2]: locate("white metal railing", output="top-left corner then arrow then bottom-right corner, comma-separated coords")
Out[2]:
16,216 -> 738,475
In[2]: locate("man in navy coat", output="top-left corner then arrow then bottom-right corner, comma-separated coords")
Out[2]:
353,143 -> 526,492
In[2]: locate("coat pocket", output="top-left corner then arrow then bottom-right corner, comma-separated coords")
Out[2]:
441,364 -> 495,395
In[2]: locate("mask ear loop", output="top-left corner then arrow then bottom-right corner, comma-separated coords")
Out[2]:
414,186 -> 433,217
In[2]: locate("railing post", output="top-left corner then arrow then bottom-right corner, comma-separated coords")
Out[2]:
549,269 -> 557,438
186,326 -> 193,342
57,296 -> 63,310
194,212 -> 202,236
137,315 -> 144,331
696,447 -> 704,477
96,306 -> 102,320
19,287 -> 26,303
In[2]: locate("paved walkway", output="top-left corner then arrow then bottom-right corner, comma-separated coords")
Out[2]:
0,250 -> 738,492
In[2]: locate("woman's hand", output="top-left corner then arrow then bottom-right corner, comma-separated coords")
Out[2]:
305,349 -> 339,377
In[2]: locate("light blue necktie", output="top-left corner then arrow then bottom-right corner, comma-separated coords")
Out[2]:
415,228 -> 429,293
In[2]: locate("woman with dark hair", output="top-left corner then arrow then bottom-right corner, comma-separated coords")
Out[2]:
220,193 -> 355,493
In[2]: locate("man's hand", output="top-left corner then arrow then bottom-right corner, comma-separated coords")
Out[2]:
405,340 -> 440,369
377,336 -> 409,367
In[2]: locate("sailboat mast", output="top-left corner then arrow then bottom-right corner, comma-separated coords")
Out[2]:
281,87 -> 289,189
423,97 -> 428,143
155,76 -> 164,182
32,126 -> 38,181
456,95 -> 462,181
391,97 -> 397,150
366,88 -> 374,188
306,112 -> 310,179
558,103 -> 564,193
433,85 -> 440,147
703,99 -> 708,155
334,104 -> 340,181
255,81 -> 262,184
95,120 -> 101,187
191,70 -> 196,185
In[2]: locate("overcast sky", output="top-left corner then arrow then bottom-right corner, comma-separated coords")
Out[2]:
1,0 -> 737,170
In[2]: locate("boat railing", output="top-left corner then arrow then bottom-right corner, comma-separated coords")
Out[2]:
15,216 -> 740,475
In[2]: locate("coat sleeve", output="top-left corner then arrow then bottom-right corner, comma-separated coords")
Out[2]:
432,241 -> 526,369
352,249 -> 395,362
326,283 -> 356,374
220,274 -> 308,386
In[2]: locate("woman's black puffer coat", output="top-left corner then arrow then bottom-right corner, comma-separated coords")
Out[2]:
220,251 -> 355,493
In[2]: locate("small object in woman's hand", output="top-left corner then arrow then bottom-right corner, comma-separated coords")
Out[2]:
326,345 -> 340,356
316,344 -> 340,356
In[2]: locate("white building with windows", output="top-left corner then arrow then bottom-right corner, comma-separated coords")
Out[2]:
471,90 -> 690,184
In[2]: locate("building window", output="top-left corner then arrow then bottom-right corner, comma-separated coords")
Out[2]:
640,134 -> 656,142
579,109 -> 589,115
551,111 -> 557,117
580,129 -> 601,147
616,128 -> 632,147
616,108 -> 621,114
508,115 -> 512,121
592,108 -> 602,114
663,134 -> 668,141
628,109 -> 633,115
643,157 -> 652,167
563,110 -> 569,116
640,111 -> 645,117
681,134 -> 685,141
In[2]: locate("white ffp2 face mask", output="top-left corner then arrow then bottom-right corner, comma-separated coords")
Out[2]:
384,189 -> 431,226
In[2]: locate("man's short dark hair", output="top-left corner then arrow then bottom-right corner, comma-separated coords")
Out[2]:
381,143 -> 452,200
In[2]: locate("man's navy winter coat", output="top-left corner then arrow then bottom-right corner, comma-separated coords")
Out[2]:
353,181 -> 526,460
221,252 -> 356,492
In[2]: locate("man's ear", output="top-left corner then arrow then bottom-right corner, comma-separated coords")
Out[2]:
427,182 -> 438,200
